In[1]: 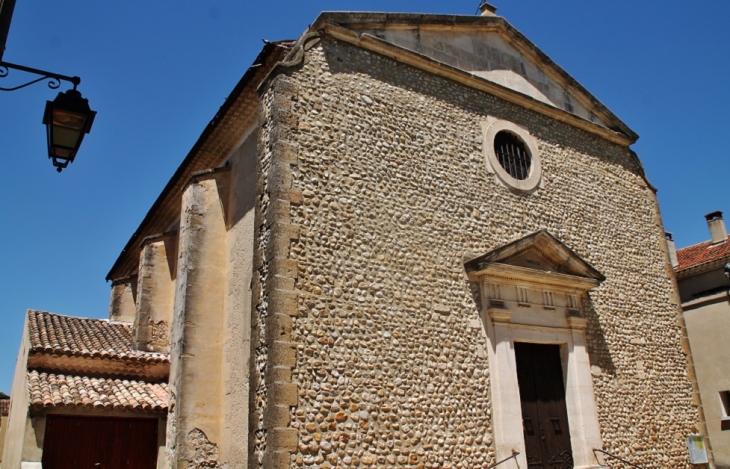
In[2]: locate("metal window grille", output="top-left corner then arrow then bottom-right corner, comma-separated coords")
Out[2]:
494,131 -> 531,180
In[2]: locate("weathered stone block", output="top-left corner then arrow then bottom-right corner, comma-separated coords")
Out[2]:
264,235 -> 290,262
266,365 -> 292,383
266,199 -> 291,226
270,258 -> 299,279
269,340 -> 297,368
264,404 -> 291,428
270,126 -> 293,145
264,275 -> 296,295
271,108 -> 299,129
270,76 -> 298,99
274,223 -> 300,241
269,380 -> 298,407
268,427 -> 298,452
271,94 -> 293,114
262,450 -> 292,468
273,141 -> 299,165
268,291 -> 298,316
268,162 -> 293,191
265,313 -> 293,343
271,188 -> 303,205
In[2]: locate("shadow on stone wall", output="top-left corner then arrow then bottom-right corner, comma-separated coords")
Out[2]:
584,293 -> 617,376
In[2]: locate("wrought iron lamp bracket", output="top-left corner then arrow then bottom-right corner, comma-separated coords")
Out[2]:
0,61 -> 80,92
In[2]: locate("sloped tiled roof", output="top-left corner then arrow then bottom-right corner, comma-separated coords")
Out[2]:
27,310 -> 168,364
676,236 -> 730,274
27,370 -> 169,413
0,399 -> 9,416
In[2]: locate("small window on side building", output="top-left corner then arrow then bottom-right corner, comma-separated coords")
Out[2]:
720,391 -> 730,431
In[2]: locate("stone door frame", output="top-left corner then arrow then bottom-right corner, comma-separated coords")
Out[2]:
465,231 -> 607,468
480,293 -> 603,469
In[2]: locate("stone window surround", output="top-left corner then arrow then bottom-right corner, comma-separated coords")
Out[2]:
481,116 -> 542,193
471,268 -> 604,469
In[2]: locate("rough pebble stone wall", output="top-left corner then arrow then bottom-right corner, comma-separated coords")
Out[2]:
256,35 -> 700,468
251,85 -> 275,469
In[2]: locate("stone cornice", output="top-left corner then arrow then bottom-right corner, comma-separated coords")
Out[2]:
469,263 -> 600,292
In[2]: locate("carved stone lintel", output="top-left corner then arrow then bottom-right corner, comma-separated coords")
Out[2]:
488,308 -> 513,324
566,314 -> 587,330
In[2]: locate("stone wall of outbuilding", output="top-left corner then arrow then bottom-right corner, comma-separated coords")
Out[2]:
254,36 -> 701,468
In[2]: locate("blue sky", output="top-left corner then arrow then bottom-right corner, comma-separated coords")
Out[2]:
1,0 -> 728,393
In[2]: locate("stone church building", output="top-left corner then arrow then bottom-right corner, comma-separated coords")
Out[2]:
3,6 -> 707,469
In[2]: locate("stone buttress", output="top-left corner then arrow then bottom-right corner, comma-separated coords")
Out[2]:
167,167 -> 230,468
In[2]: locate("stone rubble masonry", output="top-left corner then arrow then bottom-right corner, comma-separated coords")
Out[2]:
247,34 -> 704,469
168,167 -> 230,469
135,231 -> 176,353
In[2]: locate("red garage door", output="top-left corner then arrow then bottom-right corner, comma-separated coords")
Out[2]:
42,415 -> 159,469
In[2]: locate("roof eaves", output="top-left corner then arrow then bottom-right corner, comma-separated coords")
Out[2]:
106,42 -> 290,282
675,255 -> 730,277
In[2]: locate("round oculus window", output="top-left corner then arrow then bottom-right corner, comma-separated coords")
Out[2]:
481,117 -> 542,193
494,131 -> 531,180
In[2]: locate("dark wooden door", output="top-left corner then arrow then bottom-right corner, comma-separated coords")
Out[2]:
42,415 -> 159,469
515,342 -> 574,469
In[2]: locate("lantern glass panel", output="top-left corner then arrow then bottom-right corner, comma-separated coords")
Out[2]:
52,108 -> 88,131
51,109 -> 87,148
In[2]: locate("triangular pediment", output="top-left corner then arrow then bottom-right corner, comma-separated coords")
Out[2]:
465,230 -> 605,282
312,13 -> 637,142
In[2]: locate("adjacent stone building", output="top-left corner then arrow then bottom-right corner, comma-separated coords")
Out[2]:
4,7 -> 707,469
672,212 -> 730,468
1,310 -> 169,468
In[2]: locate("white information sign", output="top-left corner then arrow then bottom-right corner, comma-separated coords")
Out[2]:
686,435 -> 709,464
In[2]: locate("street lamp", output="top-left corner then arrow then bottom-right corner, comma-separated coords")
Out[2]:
43,88 -> 96,172
0,61 -> 96,172
1,0 -> 96,173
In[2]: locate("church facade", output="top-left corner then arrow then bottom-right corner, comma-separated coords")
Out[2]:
4,8 -> 706,469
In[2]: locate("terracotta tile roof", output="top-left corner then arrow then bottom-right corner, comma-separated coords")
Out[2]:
27,370 -> 169,413
676,236 -> 730,274
0,399 -> 9,416
27,310 -> 168,364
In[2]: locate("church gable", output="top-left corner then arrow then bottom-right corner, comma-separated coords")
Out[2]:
362,28 -> 606,126
312,12 -> 636,140
309,12 -> 638,144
